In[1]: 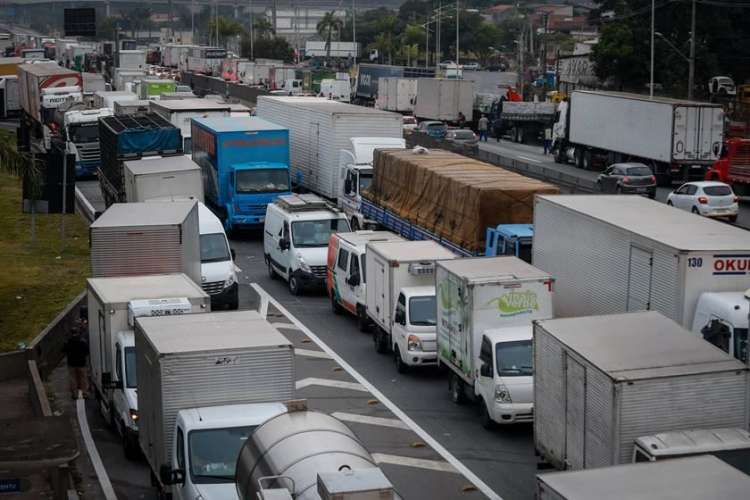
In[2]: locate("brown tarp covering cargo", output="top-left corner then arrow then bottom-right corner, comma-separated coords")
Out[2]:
363,148 -> 559,253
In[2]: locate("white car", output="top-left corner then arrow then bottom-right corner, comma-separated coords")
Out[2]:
666,181 -> 738,222
402,115 -> 417,132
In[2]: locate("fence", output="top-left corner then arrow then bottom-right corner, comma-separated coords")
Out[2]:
182,71 -> 268,105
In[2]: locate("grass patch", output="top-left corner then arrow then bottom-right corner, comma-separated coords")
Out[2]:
0,132 -> 89,351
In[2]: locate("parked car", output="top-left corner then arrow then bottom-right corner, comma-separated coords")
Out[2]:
708,76 -> 736,97
666,181 -> 739,222
462,61 -> 480,71
445,128 -> 478,145
417,120 -> 447,138
402,115 -> 417,132
596,162 -> 656,198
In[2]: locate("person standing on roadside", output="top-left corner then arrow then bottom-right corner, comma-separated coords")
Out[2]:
478,114 -> 489,142
63,324 -> 89,399
543,126 -> 553,155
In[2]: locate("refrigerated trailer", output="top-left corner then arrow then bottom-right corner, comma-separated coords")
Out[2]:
375,77 -> 417,113
552,91 -> 724,184
532,195 -> 750,363
533,312 -> 749,471
414,78 -> 474,122
255,96 -> 403,200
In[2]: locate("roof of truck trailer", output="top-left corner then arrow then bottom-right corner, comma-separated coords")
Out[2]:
17,62 -> 77,76
535,311 -> 748,380
538,195 -> 750,251
536,455 -> 750,500
573,90 -> 723,107
192,116 -> 286,133
337,230 -> 404,249
124,155 -> 199,175
259,95 -> 401,116
87,274 -> 206,303
90,201 -> 196,228
136,311 -> 292,353
367,240 -> 457,261
439,256 -> 550,282
151,98 -> 231,111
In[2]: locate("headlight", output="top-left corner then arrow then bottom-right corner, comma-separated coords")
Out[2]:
224,273 -> 235,288
495,385 -> 512,403
407,335 -> 422,351
297,255 -> 311,272
129,408 -> 139,422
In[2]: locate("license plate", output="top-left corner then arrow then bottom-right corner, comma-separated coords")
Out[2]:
635,187 -> 646,193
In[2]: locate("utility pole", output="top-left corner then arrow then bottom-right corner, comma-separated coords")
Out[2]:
518,27 -> 524,96
688,0 -> 696,100
455,0 -> 459,67
249,0 -> 254,59
352,0 -> 356,59
191,0 -> 195,43
215,0 -> 219,47
425,21 -> 429,68
272,0 -> 277,35
649,0 -> 654,98
436,1 -> 441,71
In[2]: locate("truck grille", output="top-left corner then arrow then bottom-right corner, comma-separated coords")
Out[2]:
238,203 -> 268,215
421,340 -> 437,352
78,145 -> 100,162
310,265 -> 327,279
201,281 -> 224,295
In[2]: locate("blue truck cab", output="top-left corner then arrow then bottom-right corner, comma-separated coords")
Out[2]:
191,117 -> 291,233
485,224 -> 534,262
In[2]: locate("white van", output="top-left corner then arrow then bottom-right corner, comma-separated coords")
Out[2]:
198,202 -> 238,309
264,194 -> 350,295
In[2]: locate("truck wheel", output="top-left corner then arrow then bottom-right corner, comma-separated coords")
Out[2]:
574,147 -> 584,169
449,373 -> 465,405
123,431 -> 140,460
227,288 -> 239,310
479,399 -> 494,430
331,294 -> 343,315
667,200 -> 673,206
553,146 -> 565,164
374,329 -> 389,354
267,258 -> 277,280
357,309 -> 370,333
394,347 -> 409,374
728,215 -> 738,223
582,150 -> 592,170
288,275 -> 302,296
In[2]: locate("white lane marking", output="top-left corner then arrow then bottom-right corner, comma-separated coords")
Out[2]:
517,155 -> 542,164
76,399 -> 118,500
271,322 -> 300,330
259,294 -> 269,318
295,377 -> 368,392
296,348 -> 332,359
332,412 -> 410,430
372,453 -> 458,473
251,283 -> 502,500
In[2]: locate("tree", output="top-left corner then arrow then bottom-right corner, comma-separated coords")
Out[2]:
317,11 -> 344,61
122,7 -> 152,39
241,34 -> 293,62
208,16 -> 246,48
96,17 -> 118,41
591,21 -> 647,90
473,23 -> 502,66
374,15 -> 398,64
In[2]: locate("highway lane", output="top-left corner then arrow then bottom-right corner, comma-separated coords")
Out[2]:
477,138 -> 750,229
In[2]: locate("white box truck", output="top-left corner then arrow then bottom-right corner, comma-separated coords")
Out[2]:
114,69 -> 145,92
0,75 -> 19,118
150,98 -> 230,153
93,90 -> 137,110
365,240 -> 457,368
414,78 -> 474,122
436,257 -> 554,427
376,77 -> 418,113
552,90 -> 724,183
124,155 -> 203,202
536,455 -> 750,500
118,49 -> 146,71
533,195 -> 750,364
90,201 -> 201,285
255,96 -> 403,199
534,311 -> 749,471
136,311 -> 294,499
87,274 -> 209,457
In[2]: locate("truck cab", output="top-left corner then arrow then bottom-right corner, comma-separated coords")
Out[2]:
225,162 -> 290,230
691,291 -> 748,364
485,224 -> 533,262
338,137 -> 406,230
392,285 -> 439,372
112,331 -> 140,458
162,403 -> 287,500
264,194 -> 350,295
270,79 -> 303,96
64,107 -> 113,178
474,326 -> 534,427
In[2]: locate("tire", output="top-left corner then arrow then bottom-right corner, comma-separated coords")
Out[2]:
331,293 -> 343,315
728,215 -> 738,223
574,147 -> 584,169
667,200 -> 673,206
479,399 -> 494,430
449,373 -> 465,405
394,347 -> 409,374
267,257 -> 277,280
692,206 -> 700,214
227,289 -> 239,310
616,185 -> 623,194
288,274 -> 302,296
582,150 -> 592,171
374,329 -> 389,354
554,145 -> 565,164
350,217 -> 360,231
357,309 -> 370,333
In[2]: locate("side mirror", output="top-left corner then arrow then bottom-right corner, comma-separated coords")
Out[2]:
480,362 -> 493,378
279,238 -> 290,251
344,178 -> 352,194
160,464 -> 185,485
395,310 -> 406,326
230,248 -> 236,261
347,273 -> 360,287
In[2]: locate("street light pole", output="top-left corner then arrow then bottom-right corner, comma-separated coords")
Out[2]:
688,0 -> 695,100
455,0 -> 459,67
649,0 -> 654,98
249,0 -> 254,59
352,0 -> 356,60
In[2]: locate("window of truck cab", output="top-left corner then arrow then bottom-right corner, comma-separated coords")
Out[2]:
291,218 -> 350,248
188,426 -> 256,483
236,169 -> 289,194
496,340 -> 533,376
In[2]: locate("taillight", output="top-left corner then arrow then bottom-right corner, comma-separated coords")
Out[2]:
650,176 -> 656,183
698,196 -> 708,204
622,176 -> 630,184
733,196 -> 739,203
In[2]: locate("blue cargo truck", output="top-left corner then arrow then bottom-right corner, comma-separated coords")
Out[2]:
191,117 -> 291,233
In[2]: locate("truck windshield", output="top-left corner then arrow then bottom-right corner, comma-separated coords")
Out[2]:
409,296 -> 436,326
69,124 -> 99,143
359,172 -> 373,193
189,426 -> 255,483
496,340 -> 533,377
235,169 -> 289,194
124,347 -> 137,388
200,233 -> 230,263
292,219 -> 349,248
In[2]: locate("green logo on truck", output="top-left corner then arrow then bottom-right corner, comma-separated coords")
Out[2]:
487,290 -> 539,317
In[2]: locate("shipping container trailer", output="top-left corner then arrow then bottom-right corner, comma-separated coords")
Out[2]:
255,96 -> 403,200
414,78 -> 474,122
534,311 -> 749,471
97,113 -> 183,205
355,63 -> 435,103
375,77 -> 417,112
536,455 -> 750,500
124,155 -> 203,202
553,91 -> 724,183
135,310 -> 294,478
150,98 -> 230,153
89,201 -> 201,284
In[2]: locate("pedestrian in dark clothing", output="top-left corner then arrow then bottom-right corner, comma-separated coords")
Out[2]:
63,325 -> 89,399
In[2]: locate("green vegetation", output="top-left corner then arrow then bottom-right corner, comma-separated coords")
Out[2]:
0,130 -> 89,352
